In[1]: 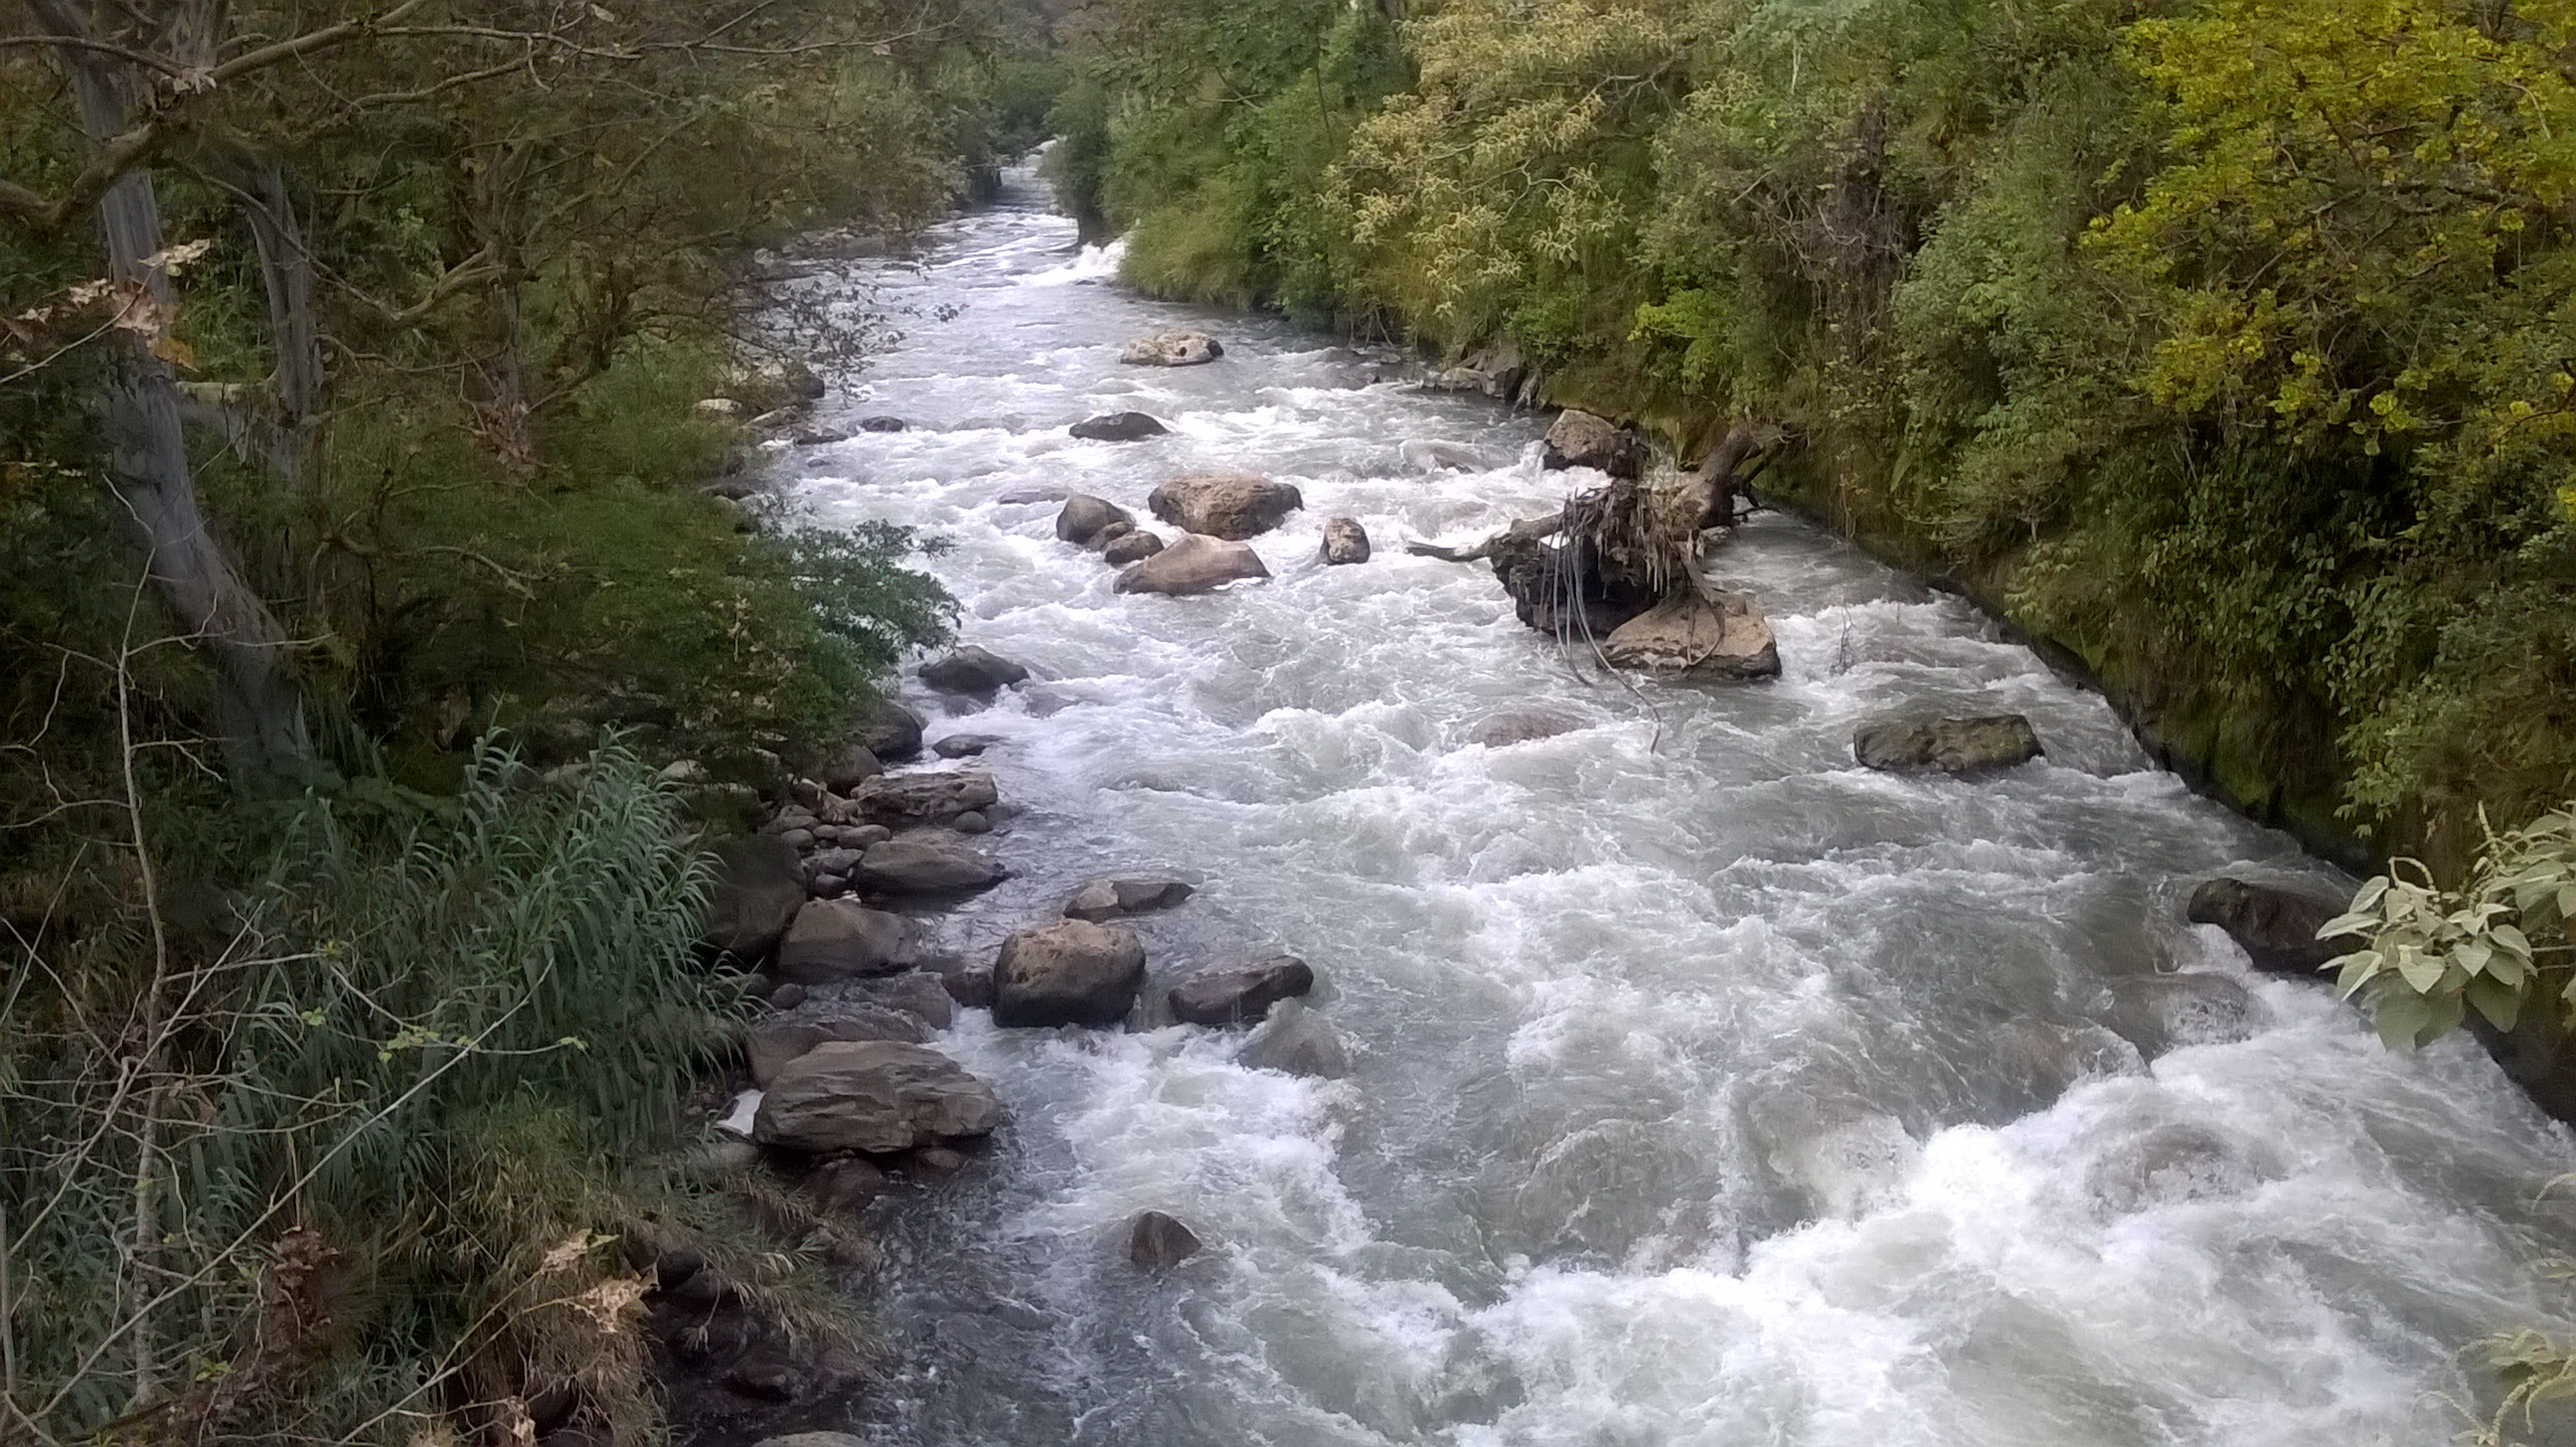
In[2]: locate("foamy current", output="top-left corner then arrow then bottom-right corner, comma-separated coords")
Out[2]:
765,163 -> 2576,1446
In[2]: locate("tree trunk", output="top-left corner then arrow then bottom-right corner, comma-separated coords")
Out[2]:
239,164 -> 323,489
36,1 -> 312,780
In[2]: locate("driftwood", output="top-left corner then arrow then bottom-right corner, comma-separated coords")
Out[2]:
1402,514 -> 1564,563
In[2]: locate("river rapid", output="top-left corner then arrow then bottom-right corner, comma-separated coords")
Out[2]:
767,164 -> 2576,1446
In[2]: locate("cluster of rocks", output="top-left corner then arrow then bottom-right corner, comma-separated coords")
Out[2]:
1049,473 -> 1372,596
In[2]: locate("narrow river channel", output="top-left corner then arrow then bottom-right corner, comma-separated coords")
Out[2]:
769,163 -> 2576,1447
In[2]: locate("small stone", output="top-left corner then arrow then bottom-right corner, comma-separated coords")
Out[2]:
1129,1209 -> 1203,1270
793,430 -> 850,446
844,823 -> 892,849
1320,517 -> 1371,564
951,810 -> 992,834
1540,409 -> 1648,478
767,983 -> 809,1011
940,960 -> 997,1009
857,415 -> 907,432
1056,494 -> 1134,546
932,733 -> 1002,758
920,646 -> 1031,696
809,875 -> 849,898
1119,330 -> 1223,367
1063,876 -> 1196,922
807,1158 -> 887,1212
779,827 -> 816,850
1101,530 -> 1166,565
1070,411 -> 1169,441
853,970 -> 957,1031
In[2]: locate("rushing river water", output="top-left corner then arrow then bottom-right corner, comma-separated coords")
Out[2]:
768,165 -> 2576,1446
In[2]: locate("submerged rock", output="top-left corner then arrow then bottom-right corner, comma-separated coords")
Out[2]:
1070,411 -> 1169,441
1115,534 -> 1270,596
1101,530 -> 1166,565
852,839 -> 1006,894
992,918 -> 1147,1028
1055,494 -> 1133,547
856,415 -> 906,433
2187,877 -> 2355,977
1473,710 -> 1585,747
1170,955 -> 1315,1026
1147,473 -> 1304,540
2098,972 -> 2264,1058
752,1041 -> 999,1154
1601,593 -> 1781,680
932,732 -> 1002,758
1320,517 -> 1371,564
1119,330 -> 1222,366
1063,876 -> 1196,922
851,969 -> 956,1031
705,836 -> 805,964
1128,1210 -> 1204,1270
1852,715 -> 2042,775
1238,1000 -> 1349,1077
773,898 -> 912,983
919,646 -> 1030,697
1541,409 -> 1648,479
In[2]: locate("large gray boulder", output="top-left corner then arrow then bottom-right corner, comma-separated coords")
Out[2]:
1148,472 -> 1304,540
751,1042 -> 998,1154
1541,410 -> 1648,478
705,836 -> 805,964
1170,955 -> 1314,1026
1063,876 -> 1196,922
1114,534 -> 1270,596
1238,1000 -> 1350,1077
854,697 -> 925,762
1852,715 -> 2043,775
919,646 -> 1030,697
747,1011 -> 927,1086
1320,517 -> 1370,564
850,769 -> 1000,825
773,898 -> 913,983
992,919 -> 1147,1028
1056,494 -> 1133,546
852,839 -> 1006,894
1070,411 -> 1169,441
2187,878 -> 2356,977
1119,330 -> 1222,366
1601,593 -> 1781,680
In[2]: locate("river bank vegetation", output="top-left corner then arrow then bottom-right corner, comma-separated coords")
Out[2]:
1049,0 -> 2576,874
1,1 -> 1051,1441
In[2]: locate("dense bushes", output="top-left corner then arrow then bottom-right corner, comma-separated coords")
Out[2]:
1053,0 -> 2576,865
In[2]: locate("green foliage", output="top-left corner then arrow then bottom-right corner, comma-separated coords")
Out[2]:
2327,805 -> 2576,1048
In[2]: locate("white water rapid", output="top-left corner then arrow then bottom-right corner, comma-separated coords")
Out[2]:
766,165 -> 2576,1446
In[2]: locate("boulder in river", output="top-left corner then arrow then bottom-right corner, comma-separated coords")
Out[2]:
1119,330 -> 1222,366
1601,593 -> 1781,680
705,836 -> 806,964
1238,1000 -> 1350,1077
1115,534 -> 1270,596
1852,715 -> 2042,776
1541,410 -> 1649,479
854,697 -> 925,762
1101,530 -> 1166,565
1063,876 -> 1197,922
919,646 -> 1031,697
1056,494 -> 1133,547
747,1011 -> 927,1086
2098,973 -> 2264,1059
850,769 -> 1000,825
1070,411 -> 1169,441
2187,877 -> 2356,977
932,732 -> 1002,758
817,740 -> 881,793
852,969 -> 957,1031
1148,472 -> 1304,540
1129,1210 -> 1203,1270
852,839 -> 1005,894
857,415 -> 906,433
1320,517 -> 1371,564
773,898 -> 913,983
1171,955 -> 1315,1026
751,1041 -> 999,1154
992,918 -> 1147,1028
1473,710 -> 1585,747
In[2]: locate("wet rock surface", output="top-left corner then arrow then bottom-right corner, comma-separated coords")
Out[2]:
1852,714 -> 2043,775
992,919 -> 1148,1028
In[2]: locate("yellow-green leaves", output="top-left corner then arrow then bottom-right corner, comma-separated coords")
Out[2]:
2328,805 -> 2576,1048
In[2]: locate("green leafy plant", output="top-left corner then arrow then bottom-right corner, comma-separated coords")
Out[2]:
2325,806 -> 2576,1047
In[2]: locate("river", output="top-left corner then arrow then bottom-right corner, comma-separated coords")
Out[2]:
770,163 -> 2576,1446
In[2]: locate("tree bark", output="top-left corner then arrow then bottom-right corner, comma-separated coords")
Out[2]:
35,0 -> 312,780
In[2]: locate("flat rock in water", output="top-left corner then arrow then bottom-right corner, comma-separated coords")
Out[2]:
850,769 -> 1000,825
1115,534 -> 1270,596
773,898 -> 912,983
854,697 -> 925,762
1101,530 -> 1166,565
1063,876 -> 1196,922
1056,494 -> 1133,546
932,732 -> 1002,758
794,430 -> 850,446
1320,517 -> 1370,564
751,1041 -> 998,1154
1473,710 -> 1585,747
851,969 -> 957,1031
1147,472 -> 1304,540
1239,1000 -> 1349,1077
998,485 -> 1075,504
705,836 -> 806,964
1170,955 -> 1315,1026
1852,715 -> 2042,775
1601,593 -> 1781,680
992,918 -> 1147,1028
1541,409 -> 1648,478
852,839 -> 1005,894
857,415 -> 907,432
1119,330 -> 1222,366
2187,877 -> 2356,977
747,1011 -> 927,1086
1129,1209 -> 1203,1270
1070,411 -> 1169,441
919,646 -> 1030,696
